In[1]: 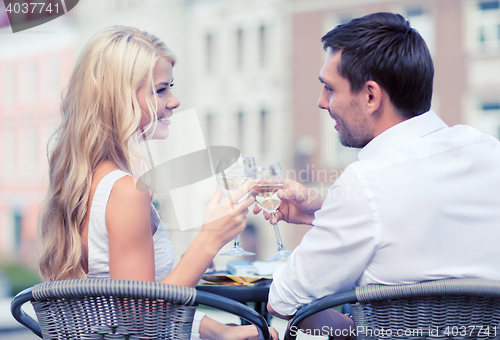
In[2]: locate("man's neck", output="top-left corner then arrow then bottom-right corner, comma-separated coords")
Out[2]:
370,100 -> 408,138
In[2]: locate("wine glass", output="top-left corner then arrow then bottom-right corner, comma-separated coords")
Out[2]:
216,156 -> 256,256
248,162 -> 292,261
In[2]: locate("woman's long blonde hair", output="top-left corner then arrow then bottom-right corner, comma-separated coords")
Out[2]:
38,26 -> 176,281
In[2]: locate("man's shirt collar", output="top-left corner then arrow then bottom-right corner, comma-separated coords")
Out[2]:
357,111 -> 448,161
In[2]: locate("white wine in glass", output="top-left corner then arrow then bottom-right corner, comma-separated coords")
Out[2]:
254,184 -> 284,212
248,162 -> 292,261
216,176 -> 249,198
216,156 -> 256,256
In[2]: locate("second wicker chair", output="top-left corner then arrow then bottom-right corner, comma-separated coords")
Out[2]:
284,278 -> 500,340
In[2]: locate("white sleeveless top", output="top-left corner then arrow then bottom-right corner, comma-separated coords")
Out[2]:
87,170 -> 174,281
86,170 -> 205,339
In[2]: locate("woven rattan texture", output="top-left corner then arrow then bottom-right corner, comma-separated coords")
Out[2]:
32,295 -> 196,340
30,280 -> 198,339
356,279 -> 500,303
351,295 -> 500,340
32,279 -> 197,305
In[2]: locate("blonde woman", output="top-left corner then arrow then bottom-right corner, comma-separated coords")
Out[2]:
38,26 -> 277,340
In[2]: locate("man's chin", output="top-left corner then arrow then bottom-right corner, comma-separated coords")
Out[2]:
339,136 -> 369,149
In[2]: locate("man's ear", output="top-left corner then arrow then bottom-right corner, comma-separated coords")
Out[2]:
364,80 -> 382,114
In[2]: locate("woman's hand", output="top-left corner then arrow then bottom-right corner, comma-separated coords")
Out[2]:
253,179 -> 324,226
200,316 -> 278,340
219,325 -> 279,340
201,181 -> 257,251
162,181 -> 256,287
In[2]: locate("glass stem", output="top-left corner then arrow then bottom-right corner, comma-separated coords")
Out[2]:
271,212 -> 285,251
233,235 -> 241,249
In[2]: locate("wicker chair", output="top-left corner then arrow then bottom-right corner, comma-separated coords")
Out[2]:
284,278 -> 500,340
11,279 -> 272,340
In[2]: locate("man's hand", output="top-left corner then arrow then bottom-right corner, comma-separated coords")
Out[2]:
253,179 -> 324,226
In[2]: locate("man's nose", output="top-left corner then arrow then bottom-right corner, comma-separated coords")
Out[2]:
318,88 -> 328,110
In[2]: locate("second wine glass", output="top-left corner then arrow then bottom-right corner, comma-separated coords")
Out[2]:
248,162 -> 292,261
216,156 -> 256,256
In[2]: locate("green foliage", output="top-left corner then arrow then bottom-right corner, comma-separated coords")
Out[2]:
0,262 -> 42,296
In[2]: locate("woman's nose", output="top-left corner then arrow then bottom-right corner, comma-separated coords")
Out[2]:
167,94 -> 180,111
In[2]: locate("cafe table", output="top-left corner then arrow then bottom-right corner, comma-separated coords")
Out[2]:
196,273 -> 273,324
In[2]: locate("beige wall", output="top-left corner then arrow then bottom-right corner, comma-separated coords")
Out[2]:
433,0 -> 467,126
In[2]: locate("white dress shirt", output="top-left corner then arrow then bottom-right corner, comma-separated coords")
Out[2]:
269,111 -> 500,316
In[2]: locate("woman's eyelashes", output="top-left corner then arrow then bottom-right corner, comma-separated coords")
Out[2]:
155,81 -> 174,95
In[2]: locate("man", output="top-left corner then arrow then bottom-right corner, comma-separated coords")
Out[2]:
255,12 -> 500,338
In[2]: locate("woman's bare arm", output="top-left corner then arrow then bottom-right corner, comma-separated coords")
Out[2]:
107,176 -> 156,282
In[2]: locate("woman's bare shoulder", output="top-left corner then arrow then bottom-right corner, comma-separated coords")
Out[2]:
112,176 -> 150,202
108,175 -> 150,215
97,161 -> 151,230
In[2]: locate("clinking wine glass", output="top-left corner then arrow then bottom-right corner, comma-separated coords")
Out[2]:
216,156 -> 256,256
248,162 -> 292,261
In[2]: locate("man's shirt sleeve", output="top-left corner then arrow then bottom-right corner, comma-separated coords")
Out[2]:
269,167 -> 378,316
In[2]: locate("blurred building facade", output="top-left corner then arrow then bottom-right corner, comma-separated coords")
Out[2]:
1,0 -> 499,267
0,19 -> 76,264
182,0 -> 295,261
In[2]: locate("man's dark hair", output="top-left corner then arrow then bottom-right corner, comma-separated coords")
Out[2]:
321,12 -> 434,119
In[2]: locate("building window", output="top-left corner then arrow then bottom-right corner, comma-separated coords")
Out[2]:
260,109 -> 267,154
236,28 -> 244,70
480,100 -> 500,139
49,57 -> 60,97
13,210 -> 22,251
26,62 -> 37,102
480,0 -> 500,10
3,66 -> 15,104
4,131 -> 15,173
476,0 -> 500,52
405,6 -> 435,54
259,25 -> 266,68
237,111 -> 244,151
483,101 -> 500,110
26,129 -> 37,173
205,113 -> 213,146
205,33 -> 213,73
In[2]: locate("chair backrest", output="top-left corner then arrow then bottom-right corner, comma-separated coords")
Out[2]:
284,278 -> 500,340
12,279 -> 271,340
352,278 -> 500,340
15,279 -> 197,340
